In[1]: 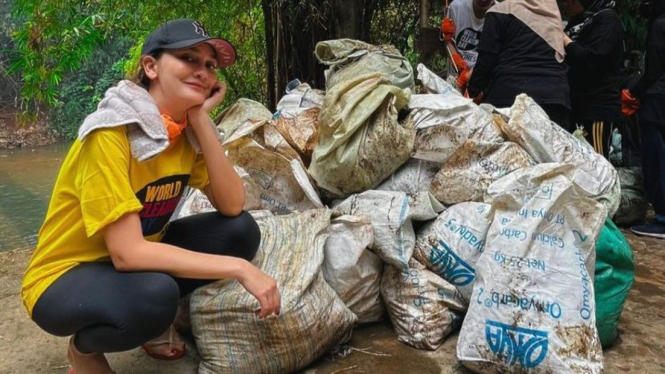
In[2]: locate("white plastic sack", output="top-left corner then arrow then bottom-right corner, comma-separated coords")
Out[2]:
332,190 -> 443,268
498,94 -> 620,216
224,120 -> 323,214
408,191 -> 446,222
413,202 -> 494,302
309,74 -> 414,197
275,80 -> 325,116
376,158 -> 441,194
176,167 -> 263,219
430,140 -> 535,205
416,63 -> 460,95
274,81 -> 325,164
316,39 -> 415,91
214,98 -> 273,142
191,209 -> 357,374
458,163 -> 606,374
408,93 -> 504,165
381,258 -> 466,350
323,215 -> 384,324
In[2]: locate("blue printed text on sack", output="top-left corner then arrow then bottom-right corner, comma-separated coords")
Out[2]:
477,288 -> 562,319
494,251 -> 546,271
444,218 -> 485,252
573,231 -> 593,320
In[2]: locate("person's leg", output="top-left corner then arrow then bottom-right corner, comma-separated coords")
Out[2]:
161,210 -> 261,296
541,104 -> 572,132
631,120 -> 665,238
580,121 -> 614,159
32,262 -> 180,354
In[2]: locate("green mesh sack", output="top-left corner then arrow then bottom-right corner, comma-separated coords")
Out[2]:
595,218 -> 635,348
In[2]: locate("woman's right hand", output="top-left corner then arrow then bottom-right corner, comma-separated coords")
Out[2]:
237,262 -> 281,319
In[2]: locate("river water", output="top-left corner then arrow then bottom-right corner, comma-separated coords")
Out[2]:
0,142 -> 71,252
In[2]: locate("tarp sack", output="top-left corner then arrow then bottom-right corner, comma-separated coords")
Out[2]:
309,74 -> 415,197
275,80 -> 325,115
176,167 -> 264,219
381,258 -> 466,350
497,94 -> 620,216
416,63 -> 459,95
595,218 -> 635,348
408,191 -> 446,221
273,108 -> 320,167
315,39 -> 415,91
274,81 -> 325,166
322,215 -> 384,324
214,98 -> 273,142
224,120 -> 323,214
376,158 -> 441,194
407,94 -> 504,165
430,140 -> 535,205
614,167 -> 649,227
458,163 -> 606,374
332,190 -> 444,269
413,202 -> 494,303
191,209 -> 357,374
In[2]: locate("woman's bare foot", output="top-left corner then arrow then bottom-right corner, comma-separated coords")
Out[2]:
67,337 -> 114,374
141,324 -> 186,360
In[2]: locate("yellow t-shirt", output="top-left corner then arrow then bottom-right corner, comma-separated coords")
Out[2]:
21,126 -> 210,316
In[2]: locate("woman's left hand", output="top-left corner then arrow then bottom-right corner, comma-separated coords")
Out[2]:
188,82 -> 227,122
563,33 -> 573,47
202,82 -> 227,114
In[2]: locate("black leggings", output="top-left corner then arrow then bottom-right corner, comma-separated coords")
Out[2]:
31,211 -> 260,354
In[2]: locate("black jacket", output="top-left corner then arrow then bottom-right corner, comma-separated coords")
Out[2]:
468,12 -> 570,109
565,9 -> 624,122
631,15 -> 665,99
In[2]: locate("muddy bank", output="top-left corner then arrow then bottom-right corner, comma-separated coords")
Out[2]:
1,230 -> 663,374
0,111 -> 59,148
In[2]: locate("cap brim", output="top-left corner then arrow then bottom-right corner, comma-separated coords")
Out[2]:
161,37 -> 237,67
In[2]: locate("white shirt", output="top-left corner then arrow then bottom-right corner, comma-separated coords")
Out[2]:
448,0 -> 486,70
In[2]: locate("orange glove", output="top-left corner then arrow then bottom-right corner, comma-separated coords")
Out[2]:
621,89 -> 639,116
451,52 -> 468,72
457,68 -> 472,92
441,18 -> 456,42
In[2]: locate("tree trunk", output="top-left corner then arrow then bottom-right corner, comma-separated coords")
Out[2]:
263,0 -> 376,108
262,0 -> 277,111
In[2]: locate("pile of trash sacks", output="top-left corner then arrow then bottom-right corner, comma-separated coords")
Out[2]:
175,39 -> 635,374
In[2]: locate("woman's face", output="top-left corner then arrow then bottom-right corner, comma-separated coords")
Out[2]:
147,43 -> 219,109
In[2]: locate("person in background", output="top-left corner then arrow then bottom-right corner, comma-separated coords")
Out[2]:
562,0 -> 624,159
467,0 -> 572,130
446,0 -> 495,89
625,0 -> 665,238
21,19 -> 281,374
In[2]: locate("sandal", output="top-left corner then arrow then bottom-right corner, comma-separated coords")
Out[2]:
141,324 -> 187,360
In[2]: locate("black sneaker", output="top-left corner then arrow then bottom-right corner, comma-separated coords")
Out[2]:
630,221 -> 665,239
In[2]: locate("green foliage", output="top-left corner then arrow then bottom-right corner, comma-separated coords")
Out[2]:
1,0 -> 655,138
50,36 -> 131,139
617,0 -> 647,54
8,0 -> 267,131
8,1 -> 106,115
370,0 -> 419,53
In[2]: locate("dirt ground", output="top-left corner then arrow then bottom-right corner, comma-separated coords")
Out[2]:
1,230 -> 663,374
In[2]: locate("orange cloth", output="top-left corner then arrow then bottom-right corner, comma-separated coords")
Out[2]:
441,18 -> 457,42
621,89 -> 639,117
457,68 -> 472,92
161,114 -> 188,142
